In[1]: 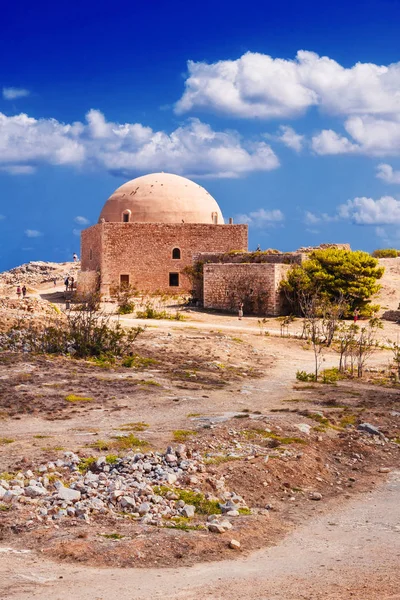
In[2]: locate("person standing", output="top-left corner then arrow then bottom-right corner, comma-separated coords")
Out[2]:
22,285 -> 27,298
53,277 -> 57,287
73,253 -> 78,262
353,308 -> 360,323
64,276 -> 69,292
69,276 -> 75,291
238,301 -> 244,320
16,285 -> 21,299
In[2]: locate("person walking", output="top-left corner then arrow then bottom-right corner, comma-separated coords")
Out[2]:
69,276 -> 75,291
238,301 -> 244,320
73,253 -> 78,262
53,277 -> 57,287
16,285 -> 21,299
353,308 -> 360,323
64,276 -> 69,292
22,285 -> 27,298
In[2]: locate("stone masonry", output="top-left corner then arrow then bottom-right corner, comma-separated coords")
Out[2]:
203,263 -> 292,316
80,222 -> 248,296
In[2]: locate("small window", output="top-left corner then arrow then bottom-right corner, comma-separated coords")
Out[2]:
169,272 -> 179,287
123,213 -> 129,222
120,274 -> 130,287
172,248 -> 181,260
89,249 -> 93,261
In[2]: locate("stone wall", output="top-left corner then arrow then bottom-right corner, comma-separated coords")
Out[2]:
81,222 -> 247,296
81,226 -> 103,272
77,270 -> 100,295
194,251 -> 303,265
203,263 -> 291,316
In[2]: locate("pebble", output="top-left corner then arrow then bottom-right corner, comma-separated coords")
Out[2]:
310,492 -> 323,501
229,539 -> 241,550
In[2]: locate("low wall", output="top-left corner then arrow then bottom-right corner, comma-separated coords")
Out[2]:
203,263 -> 291,316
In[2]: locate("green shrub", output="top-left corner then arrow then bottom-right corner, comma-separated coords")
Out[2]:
117,303 -> 135,315
296,370 -> 316,382
321,367 -> 340,384
172,430 -> 198,442
122,355 -> 158,368
136,305 -> 185,320
372,248 -> 399,258
1,305 -> 143,359
65,394 -> 93,402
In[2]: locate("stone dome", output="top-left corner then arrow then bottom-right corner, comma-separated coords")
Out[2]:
99,172 -> 224,224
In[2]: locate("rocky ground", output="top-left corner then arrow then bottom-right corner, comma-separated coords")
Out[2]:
0,261 -> 399,598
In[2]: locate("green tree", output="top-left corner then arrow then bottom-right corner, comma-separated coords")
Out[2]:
282,248 -> 384,316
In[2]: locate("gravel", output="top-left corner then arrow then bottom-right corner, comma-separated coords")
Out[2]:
1,446 -> 248,532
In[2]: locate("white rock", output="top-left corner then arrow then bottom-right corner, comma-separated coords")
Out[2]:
295,423 -> 311,435
181,504 -> 195,518
57,486 -> 81,502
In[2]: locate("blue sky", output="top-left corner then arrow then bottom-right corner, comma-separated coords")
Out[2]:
1,0 -> 400,271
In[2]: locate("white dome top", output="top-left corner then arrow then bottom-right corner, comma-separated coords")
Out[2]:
99,172 -> 224,224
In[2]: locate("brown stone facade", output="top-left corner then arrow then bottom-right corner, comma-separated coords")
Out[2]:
203,263 -> 291,316
79,222 -> 247,296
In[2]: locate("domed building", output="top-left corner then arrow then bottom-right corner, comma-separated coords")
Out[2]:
79,172 -> 248,297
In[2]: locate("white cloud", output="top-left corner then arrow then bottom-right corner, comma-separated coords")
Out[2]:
304,210 -> 338,224
72,229 -> 82,236
0,110 -> 279,178
312,116 -> 400,157
376,163 -> 400,184
25,229 -> 42,238
304,211 -> 321,225
2,87 -> 30,100
176,51 -> 400,119
236,208 -> 284,227
311,129 -> 359,155
338,196 -> 400,225
74,216 -> 90,225
276,126 -> 304,152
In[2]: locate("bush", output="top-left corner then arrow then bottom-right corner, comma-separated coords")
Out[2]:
372,248 -> 399,258
136,304 -> 185,320
320,367 -> 340,384
0,305 -> 143,359
296,370 -> 316,382
117,303 -> 135,315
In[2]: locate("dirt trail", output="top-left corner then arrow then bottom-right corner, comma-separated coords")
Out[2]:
1,471 -> 399,599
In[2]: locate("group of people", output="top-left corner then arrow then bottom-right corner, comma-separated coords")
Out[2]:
64,276 -> 75,292
16,285 -> 27,299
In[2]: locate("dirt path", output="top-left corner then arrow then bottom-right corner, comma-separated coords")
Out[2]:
1,471 -> 399,599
